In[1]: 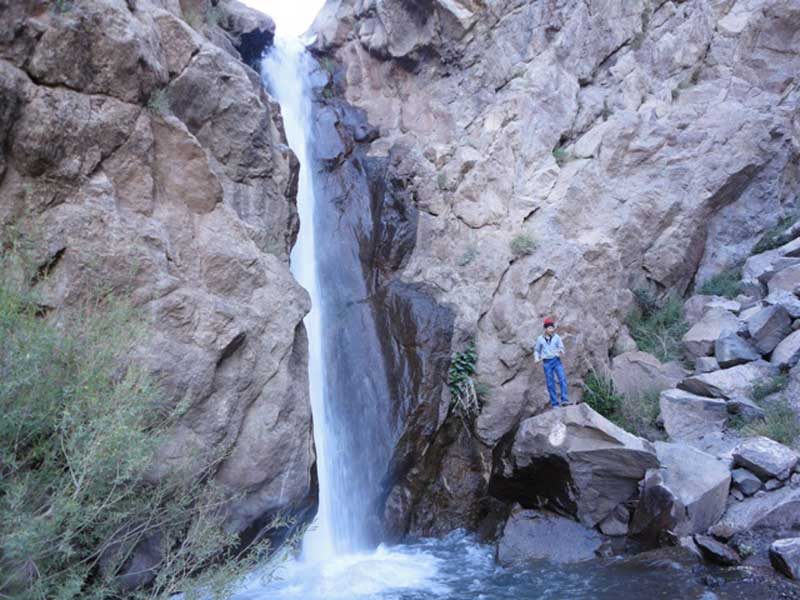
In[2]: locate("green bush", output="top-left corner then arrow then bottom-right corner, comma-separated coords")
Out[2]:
552,147 -> 570,166
510,234 -> 537,257
751,375 -> 788,402
752,214 -> 798,255
0,242 -> 273,600
448,340 -> 484,420
742,399 -> 800,447
697,267 -> 742,299
626,295 -> 688,362
582,373 -> 662,440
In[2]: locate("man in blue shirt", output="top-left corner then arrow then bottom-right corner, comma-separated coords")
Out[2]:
534,317 -> 569,408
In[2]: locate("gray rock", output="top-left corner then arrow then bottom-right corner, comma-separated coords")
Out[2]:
731,468 -> 763,496
611,351 -> 687,399
492,404 -> 658,527
683,309 -> 742,359
630,442 -> 730,545
765,289 -> 800,319
726,396 -> 766,422
768,264 -> 800,297
747,305 -> 792,354
714,334 -> 761,368
695,356 -> 720,374
770,538 -> 800,580
598,505 -> 630,537
694,534 -> 742,566
679,361 -> 779,399
496,507 -> 603,565
766,479 -> 785,491
710,486 -> 800,539
771,329 -> 800,369
733,437 -> 800,481
659,389 -> 728,441
731,488 -> 745,502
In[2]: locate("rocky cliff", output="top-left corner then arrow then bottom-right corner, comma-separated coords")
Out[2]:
0,0 -> 316,550
310,0 -> 800,538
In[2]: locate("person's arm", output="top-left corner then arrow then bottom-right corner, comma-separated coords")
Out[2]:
534,337 -> 542,362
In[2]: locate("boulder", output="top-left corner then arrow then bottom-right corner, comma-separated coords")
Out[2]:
612,326 -> 638,356
731,468 -> 762,496
771,329 -> 800,369
694,534 -> 741,566
630,442 -> 730,544
714,333 -> 761,368
768,264 -> 800,297
765,289 -> 800,319
598,505 -> 630,537
770,538 -> 800,580
496,507 -> 603,565
682,308 -> 741,358
610,351 -> 687,399
679,361 -> 779,399
747,305 -> 792,354
766,479 -> 784,491
726,396 -> 765,422
710,486 -> 800,540
490,404 -> 658,527
694,356 -> 720,374
659,389 -> 728,441
733,437 -> 799,481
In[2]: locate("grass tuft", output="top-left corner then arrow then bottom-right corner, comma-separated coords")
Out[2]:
697,267 -> 742,299
582,372 -> 662,440
751,375 -> 788,402
626,293 -> 688,362
752,214 -> 799,255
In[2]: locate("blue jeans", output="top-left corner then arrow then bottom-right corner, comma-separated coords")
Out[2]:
543,357 -> 568,407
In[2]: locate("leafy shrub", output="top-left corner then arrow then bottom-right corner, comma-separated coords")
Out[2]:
582,373 -> 662,440
751,375 -> 788,402
448,340 -> 482,420
627,295 -> 688,362
552,147 -> 570,166
742,399 -> 800,447
510,234 -> 537,257
0,242 -> 275,600
752,214 -> 799,255
697,267 -> 742,299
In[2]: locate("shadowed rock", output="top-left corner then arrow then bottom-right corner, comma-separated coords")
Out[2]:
770,538 -> 800,580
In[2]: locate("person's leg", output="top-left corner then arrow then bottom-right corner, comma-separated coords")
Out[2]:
555,359 -> 569,404
543,359 -> 560,407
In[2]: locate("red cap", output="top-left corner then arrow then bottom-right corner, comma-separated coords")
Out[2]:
543,317 -> 555,327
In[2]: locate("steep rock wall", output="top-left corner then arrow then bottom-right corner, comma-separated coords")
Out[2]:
0,0 -> 316,544
311,0 -> 800,537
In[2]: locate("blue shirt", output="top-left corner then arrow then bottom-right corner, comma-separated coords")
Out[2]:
535,333 -> 565,361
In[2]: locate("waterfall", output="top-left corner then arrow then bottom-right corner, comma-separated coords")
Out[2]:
261,38 -> 396,559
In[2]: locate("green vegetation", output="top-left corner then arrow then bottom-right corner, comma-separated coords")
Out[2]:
741,399 -> 800,447
626,292 -> 688,362
456,245 -> 479,267
582,372 -> 662,440
752,214 -> 799,255
510,234 -> 537,257
436,172 -> 448,191
697,267 -> 742,299
751,374 -> 789,402
0,239 -> 277,599
146,88 -> 170,115
49,0 -> 72,13
448,340 -> 483,420
552,147 -> 570,167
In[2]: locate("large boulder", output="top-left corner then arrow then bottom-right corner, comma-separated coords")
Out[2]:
679,361 -> 779,399
770,538 -> 800,580
710,486 -> 800,540
630,442 -> 730,545
714,333 -> 761,368
765,289 -> 800,319
746,305 -> 792,354
610,351 -> 686,399
490,404 -> 658,527
732,437 -> 799,481
768,264 -> 800,297
682,309 -> 741,359
694,534 -> 741,566
496,507 -> 603,565
659,388 -> 728,441
771,329 -> 800,369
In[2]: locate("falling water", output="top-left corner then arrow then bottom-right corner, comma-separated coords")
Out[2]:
261,37 -> 397,560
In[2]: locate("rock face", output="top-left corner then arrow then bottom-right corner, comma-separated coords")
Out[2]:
490,404 -> 658,527
496,506 -> 603,565
308,0 -> 800,538
629,442 -> 730,545
0,0 -> 315,558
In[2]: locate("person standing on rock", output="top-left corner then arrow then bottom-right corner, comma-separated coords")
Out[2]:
534,317 -> 569,408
